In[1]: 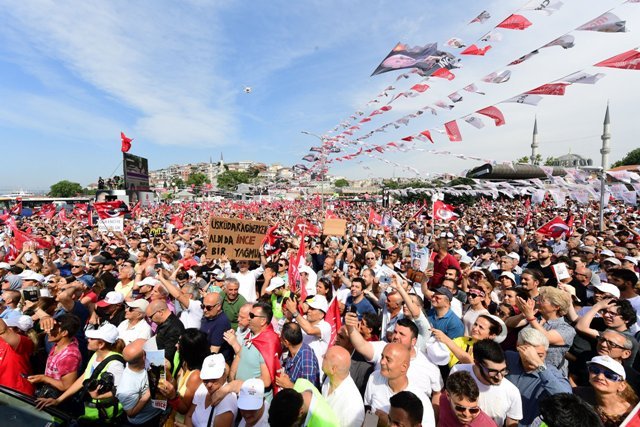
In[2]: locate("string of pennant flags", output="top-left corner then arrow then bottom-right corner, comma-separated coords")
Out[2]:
296,0 -> 640,177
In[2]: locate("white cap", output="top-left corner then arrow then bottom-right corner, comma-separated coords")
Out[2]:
604,257 -> 622,266
425,338 -> 451,365
600,249 -> 615,258
623,256 -> 638,266
0,262 -> 11,270
454,249 -> 467,257
126,299 -> 150,312
500,271 -> 516,283
506,252 -> 520,262
96,291 -> 125,307
20,270 -> 45,283
3,312 -> 33,332
588,355 -> 626,380
237,378 -> 265,410
460,256 -> 473,264
306,295 -> 329,313
593,282 -> 621,299
200,354 -> 226,380
139,277 -> 160,287
485,314 -> 508,344
265,277 -> 285,293
85,323 -> 119,344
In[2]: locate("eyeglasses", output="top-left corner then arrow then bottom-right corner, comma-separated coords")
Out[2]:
249,312 -> 266,319
148,309 -> 164,318
598,336 -> 626,350
599,309 -> 621,318
588,364 -> 624,382
366,257 -> 376,260
453,403 -> 481,415
72,265 -> 83,268
278,263 -> 286,267
204,303 -> 220,311
349,265 -> 358,269
126,306 -> 140,312
479,363 -> 509,377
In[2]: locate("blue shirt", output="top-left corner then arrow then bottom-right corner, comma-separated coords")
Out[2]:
427,308 -> 464,339
200,313 -> 234,364
345,296 -> 376,319
284,343 -> 320,389
505,350 -> 572,426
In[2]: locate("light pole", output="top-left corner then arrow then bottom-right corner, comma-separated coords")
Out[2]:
301,131 -> 328,212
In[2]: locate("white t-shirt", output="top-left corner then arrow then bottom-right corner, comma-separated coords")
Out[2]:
180,299 -> 204,329
228,266 -> 264,303
364,371 -> 435,427
302,319 -> 332,368
368,341 -> 442,398
450,364 -> 523,426
117,319 -> 152,345
238,401 -> 269,427
190,383 -> 237,427
321,375 -> 365,427
451,298 -> 463,319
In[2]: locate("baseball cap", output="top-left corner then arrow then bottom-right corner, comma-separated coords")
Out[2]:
76,275 -> 96,288
212,268 -> 226,281
593,282 -> 621,298
265,277 -> 285,293
588,355 -> 626,380
91,255 -> 109,264
459,256 -> 473,265
96,291 -> 125,307
433,286 -> 453,302
85,323 -> 119,344
3,274 -> 23,290
623,256 -> 638,266
20,270 -> 44,283
306,295 -> 329,313
200,354 -> 226,380
0,262 -> 11,270
237,378 -> 265,410
485,314 -> 508,344
138,277 -> 160,287
3,312 -> 33,332
600,249 -> 615,258
126,299 -> 150,312
453,249 -> 467,257
506,252 -> 520,263
579,246 -> 596,254
604,257 -> 622,266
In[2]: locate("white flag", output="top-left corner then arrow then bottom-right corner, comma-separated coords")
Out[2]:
463,83 -> 485,95
482,70 -> 511,83
503,94 -> 543,106
446,38 -> 466,48
561,71 -> 606,85
622,191 -> 637,205
464,115 -> 485,129
481,31 -> 503,42
435,100 -> 454,110
448,92 -> 463,103
522,0 -> 564,15
577,12 -> 627,32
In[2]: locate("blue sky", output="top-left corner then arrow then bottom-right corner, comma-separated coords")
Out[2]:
1,0 -> 639,191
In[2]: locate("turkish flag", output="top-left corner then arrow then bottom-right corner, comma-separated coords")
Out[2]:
497,14 -> 532,30
293,218 -> 320,236
536,216 -> 570,238
9,200 -> 22,216
10,225 -> 52,250
445,120 -> 462,142
476,106 -> 506,126
94,200 -> 128,219
526,83 -> 570,96
261,223 -> 281,257
368,208 -> 382,225
595,49 -> 640,70
121,132 -> 133,153
170,210 -> 185,229
245,325 -> 282,394
433,200 -> 459,221
325,296 -> 342,346
461,44 -> 492,56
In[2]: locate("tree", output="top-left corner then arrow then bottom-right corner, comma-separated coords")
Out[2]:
612,148 -> 640,168
217,170 -> 253,191
186,172 -> 210,195
49,180 -> 83,197
333,178 -> 349,188
515,154 -> 543,165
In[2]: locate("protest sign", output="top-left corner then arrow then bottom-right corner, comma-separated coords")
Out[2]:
97,217 -> 124,232
323,218 -> 347,236
207,217 -> 269,260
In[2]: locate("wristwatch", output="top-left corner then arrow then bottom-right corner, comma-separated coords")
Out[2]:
292,312 -> 299,318
532,364 -> 547,374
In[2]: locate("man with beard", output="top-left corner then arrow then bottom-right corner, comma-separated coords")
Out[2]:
525,245 -> 554,282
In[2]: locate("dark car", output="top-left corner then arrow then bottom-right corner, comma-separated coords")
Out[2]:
0,385 -> 75,426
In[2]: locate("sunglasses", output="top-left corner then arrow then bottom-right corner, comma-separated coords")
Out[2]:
588,364 -> 624,382
597,336 -> 626,350
249,312 -> 266,319
479,363 -> 509,377
126,306 -> 140,312
204,304 -> 220,311
468,293 -> 482,299
453,403 -> 481,415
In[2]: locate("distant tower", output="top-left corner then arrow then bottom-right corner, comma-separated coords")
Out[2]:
600,103 -> 611,171
530,117 -> 539,165
219,152 -> 225,168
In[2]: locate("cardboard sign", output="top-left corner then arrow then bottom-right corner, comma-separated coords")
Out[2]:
206,217 -> 269,260
323,218 -> 347,236
97,217 -> 124,232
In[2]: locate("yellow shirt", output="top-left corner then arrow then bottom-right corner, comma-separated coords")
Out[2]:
448,336 -> 476,367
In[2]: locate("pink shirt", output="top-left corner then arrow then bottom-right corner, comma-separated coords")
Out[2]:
45,338 -> 82,380
438,393 -> 498,427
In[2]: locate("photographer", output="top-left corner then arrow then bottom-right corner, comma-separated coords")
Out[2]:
36,323 -> 125,424
28,314 -> 82,400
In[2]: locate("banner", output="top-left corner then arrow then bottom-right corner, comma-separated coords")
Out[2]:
97,217 -> 124,233
123,152 -> 150,191
206,217 -> 269,260
323,218 -> 347,236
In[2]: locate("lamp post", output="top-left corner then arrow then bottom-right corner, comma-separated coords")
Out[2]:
301,131 -> 328,212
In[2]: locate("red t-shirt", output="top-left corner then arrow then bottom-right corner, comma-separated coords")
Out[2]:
179,258 -> 198,270
429,253 -> 461,288
0,335 -> 35,395
438,393 -> 498,427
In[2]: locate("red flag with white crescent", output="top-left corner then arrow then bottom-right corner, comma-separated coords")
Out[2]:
433,200 -> 459,221
325,296 -> 342,346
536,216 -> 570,238
121,132 -> 133,153
94,201 -> 128,219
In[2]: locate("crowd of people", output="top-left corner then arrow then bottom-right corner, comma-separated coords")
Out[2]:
0,196 -> 639,427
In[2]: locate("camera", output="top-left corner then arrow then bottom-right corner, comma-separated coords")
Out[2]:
84,372 -> 115,395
